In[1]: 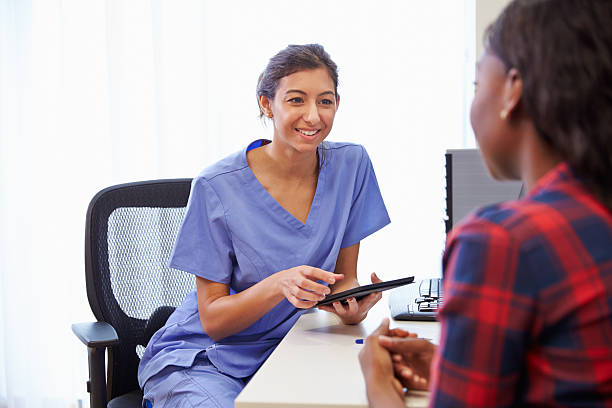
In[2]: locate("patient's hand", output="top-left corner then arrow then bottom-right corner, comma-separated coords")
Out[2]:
359,319 -> 406,408
378,330 -> 437,391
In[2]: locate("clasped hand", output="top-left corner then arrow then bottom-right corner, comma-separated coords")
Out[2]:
359,318 -> 436,396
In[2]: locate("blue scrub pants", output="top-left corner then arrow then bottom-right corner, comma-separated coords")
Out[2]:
142,353 -> 248,408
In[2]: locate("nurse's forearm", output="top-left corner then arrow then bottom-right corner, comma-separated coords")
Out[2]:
197,274 -> 286,341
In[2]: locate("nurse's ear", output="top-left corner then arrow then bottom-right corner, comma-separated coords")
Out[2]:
258,95 -> 273,119
335,94 -> 340,111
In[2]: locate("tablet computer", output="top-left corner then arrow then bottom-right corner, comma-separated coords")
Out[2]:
315,276 -> 415,307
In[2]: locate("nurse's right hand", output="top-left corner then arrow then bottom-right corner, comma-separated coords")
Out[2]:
275,266 -> 344,309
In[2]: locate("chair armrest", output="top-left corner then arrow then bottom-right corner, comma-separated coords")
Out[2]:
72,322 -> 119,408
72,321 -> 119,348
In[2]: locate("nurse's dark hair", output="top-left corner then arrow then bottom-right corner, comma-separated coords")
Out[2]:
485,0 -> 612,210
256,44 -> 339,118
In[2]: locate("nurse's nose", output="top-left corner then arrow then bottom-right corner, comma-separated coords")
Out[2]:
303,101 -> 320,125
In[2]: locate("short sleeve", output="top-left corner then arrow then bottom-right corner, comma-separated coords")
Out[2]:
341,146 -> 391,248
168,177 -> 234,284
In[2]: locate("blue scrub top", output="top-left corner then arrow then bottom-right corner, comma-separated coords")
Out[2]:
138,140 -> 390,386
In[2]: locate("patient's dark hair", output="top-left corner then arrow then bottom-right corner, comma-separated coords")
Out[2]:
486,0 -> 612,210
256,44 -> 339,118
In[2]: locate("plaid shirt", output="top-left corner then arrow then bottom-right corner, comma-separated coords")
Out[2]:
431,162 -> 612,407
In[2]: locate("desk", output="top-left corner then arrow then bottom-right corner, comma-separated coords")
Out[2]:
235,301 -> 440,408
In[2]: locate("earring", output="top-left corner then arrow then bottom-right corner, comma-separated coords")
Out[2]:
500,109 -> 508,120
267,112 -> 273,119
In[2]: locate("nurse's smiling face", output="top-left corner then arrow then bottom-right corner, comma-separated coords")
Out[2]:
260,67 -> 338,154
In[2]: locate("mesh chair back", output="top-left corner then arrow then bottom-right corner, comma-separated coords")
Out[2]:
85,179 -> 195,399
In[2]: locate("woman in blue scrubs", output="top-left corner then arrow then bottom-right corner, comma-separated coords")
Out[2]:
138,44 -> 391,407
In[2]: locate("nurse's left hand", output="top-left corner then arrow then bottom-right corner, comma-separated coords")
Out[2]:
318,272 -> 383,325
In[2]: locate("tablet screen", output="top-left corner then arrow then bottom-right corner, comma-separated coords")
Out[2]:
315,276 -> 415,307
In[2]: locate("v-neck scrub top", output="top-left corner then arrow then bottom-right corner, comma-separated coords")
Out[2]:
138,140 -> 391,389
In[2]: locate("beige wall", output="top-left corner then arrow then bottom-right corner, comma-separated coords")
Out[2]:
476,0 -> 511,58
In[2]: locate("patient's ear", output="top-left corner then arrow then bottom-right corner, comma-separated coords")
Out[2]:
502,68 -> 522,118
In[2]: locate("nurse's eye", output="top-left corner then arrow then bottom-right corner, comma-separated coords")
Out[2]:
287,97 -> 304,103
319,98 -> 334,105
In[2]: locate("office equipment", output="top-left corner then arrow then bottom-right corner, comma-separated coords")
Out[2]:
390,278 -> 442,321
390,149 -> 524,321
235,302 -> 439,408
71,179 -> 194,408
316,276 -> 414,306
445,148 -> 523,231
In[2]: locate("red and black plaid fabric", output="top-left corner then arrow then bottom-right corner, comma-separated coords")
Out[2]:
431,162 -> 612,407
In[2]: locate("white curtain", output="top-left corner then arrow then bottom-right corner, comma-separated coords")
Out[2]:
0,0 -> 475,406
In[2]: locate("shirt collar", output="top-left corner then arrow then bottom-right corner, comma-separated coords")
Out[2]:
527,161 -> 573,197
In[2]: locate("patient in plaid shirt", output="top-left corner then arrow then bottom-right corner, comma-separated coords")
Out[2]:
359,0 -> 612,407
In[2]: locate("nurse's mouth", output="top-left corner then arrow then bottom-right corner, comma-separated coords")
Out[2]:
296,128 -> 321,138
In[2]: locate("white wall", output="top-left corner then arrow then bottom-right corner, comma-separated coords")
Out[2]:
476,0 -> 512,57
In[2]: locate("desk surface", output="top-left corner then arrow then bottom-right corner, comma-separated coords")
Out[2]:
235,300 -> 440,408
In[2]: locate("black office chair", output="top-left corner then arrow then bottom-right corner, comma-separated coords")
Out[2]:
72,179 -> 196,408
